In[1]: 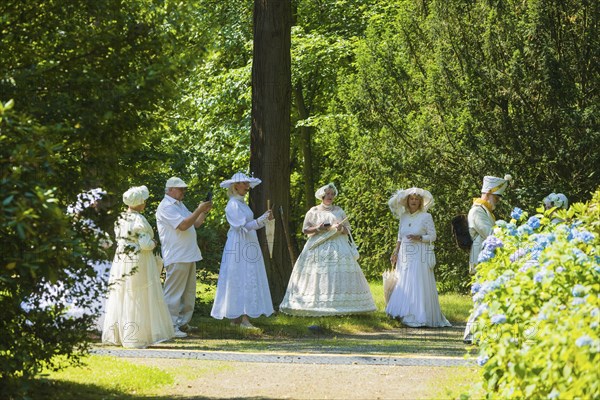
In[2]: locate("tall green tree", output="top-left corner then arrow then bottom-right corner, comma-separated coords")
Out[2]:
0,0 -> 211,385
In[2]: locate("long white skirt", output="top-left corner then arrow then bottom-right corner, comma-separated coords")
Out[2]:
279,233 -> 376,316
211,229 -> 274,319
102,251 -> 174,348
385,242 -> 451,327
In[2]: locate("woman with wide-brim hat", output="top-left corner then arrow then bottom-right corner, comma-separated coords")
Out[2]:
210,172 -> 274,328
386,187 -> 451,328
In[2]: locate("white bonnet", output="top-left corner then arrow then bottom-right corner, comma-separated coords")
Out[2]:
315,183 -> 338,200
388,187 -> 434,219
481,174 -> 512,196
543,192 -> 568,210
123,185 -> 149,207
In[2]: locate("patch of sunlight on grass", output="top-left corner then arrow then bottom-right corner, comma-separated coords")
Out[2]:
42,355 -> 174,395
429,366 -> 484,399
439,292 -> 472,323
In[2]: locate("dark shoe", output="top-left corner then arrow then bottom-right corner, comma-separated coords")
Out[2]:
179,324 -> 198,332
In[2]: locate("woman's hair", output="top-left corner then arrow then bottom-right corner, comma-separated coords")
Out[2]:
227,186 -> 238,197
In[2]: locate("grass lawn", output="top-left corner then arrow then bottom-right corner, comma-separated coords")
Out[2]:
17,280 -> 478,399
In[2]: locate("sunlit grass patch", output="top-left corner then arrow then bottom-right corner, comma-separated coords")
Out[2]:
38,355 -> 173,396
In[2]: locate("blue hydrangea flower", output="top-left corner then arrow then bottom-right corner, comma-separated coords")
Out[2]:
510,207 -> 523,220
482,236 -> 504,251
510,248 -> 527,262
491,314 -> 507,324
537,312 -> 547,321
477,248 -> 495,263
572,248 -> 589,263
573,229 -> 595,244
517,224 -> 534,236
572,298 -> 586,306
575,335 -> 593,347
527,216 -> 541,230
476,354 -> 489,366
534,272 -> 544,283
556,266 -> 565,273
572,284 -> 586,297
548,389 -> 560,399
471,282 -> 482,294
495,220 -> 507,228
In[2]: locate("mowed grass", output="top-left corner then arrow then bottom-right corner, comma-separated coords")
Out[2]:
114,279 -> 474,357
22,281 -> 476,399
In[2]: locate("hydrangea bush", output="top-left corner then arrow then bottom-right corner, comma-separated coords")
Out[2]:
470,189 -> 600,399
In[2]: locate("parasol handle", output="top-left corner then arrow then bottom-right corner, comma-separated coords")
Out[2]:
280,205 -> 296,264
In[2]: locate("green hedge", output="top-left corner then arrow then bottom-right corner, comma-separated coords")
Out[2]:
470,189 -> 600,399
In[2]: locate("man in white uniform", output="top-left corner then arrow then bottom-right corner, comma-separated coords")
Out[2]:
463,174 -> 512,344
156,177 -> 212,338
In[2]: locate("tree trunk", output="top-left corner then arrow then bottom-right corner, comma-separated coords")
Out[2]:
294,81 -> 316,209
250,0 -> 292,306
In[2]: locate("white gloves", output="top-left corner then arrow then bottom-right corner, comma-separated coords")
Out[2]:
243,211 -> 271,231
257,211 -> 271,226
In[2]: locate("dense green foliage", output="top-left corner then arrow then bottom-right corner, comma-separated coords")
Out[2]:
1,0 -> 598,388
0,103 -> 102,384
1,0 -> 211,384
470,190 -> 599,398
307,0 -> 599,289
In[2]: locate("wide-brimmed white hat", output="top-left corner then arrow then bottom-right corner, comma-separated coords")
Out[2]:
165,177 -> 188,188
123,185 -> 149,207
219,172 -> 262,189
388,187 -> 434,218
315,183 -> 338,200
481,174 -> 512,196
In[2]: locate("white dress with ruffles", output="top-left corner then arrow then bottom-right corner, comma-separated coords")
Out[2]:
102,211 -> 174,348
385,211 -> 451,327
279,205 -> 376,316
210,196 -> 274,319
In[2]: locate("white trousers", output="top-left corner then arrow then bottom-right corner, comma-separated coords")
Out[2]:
163,262 -> 196,327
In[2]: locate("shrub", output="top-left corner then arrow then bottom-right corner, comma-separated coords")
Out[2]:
1,103 -> 107,391
470,188 -> 600,399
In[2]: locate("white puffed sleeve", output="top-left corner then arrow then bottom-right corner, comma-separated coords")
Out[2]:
420,213 -> 437,243
302,207 -> 319,234
226,199 -> 263,232
132,214 -> 156,251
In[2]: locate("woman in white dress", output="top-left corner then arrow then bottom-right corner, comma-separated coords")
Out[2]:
279,183 -> 376,316
211,172 -> 274,328
102,186 -> 174,348
386,187 -> 451,327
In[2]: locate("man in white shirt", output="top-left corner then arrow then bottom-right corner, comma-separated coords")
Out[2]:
156,177 -> 212,338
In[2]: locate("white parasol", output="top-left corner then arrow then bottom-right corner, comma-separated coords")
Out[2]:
266,199 -> 275,258
382,269 -> 398,304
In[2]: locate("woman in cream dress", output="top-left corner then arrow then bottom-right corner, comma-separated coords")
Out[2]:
386,187 -> 451,327
102,186 -> 174,348
279,183 -> 376,316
